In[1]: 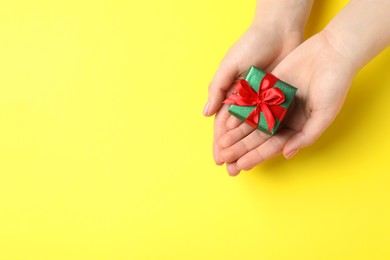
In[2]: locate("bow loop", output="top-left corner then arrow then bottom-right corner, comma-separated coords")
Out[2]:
259,87 -> 285,105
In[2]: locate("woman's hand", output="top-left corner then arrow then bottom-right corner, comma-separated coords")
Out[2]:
218,32 -> 355,176
204,24 -> 303,166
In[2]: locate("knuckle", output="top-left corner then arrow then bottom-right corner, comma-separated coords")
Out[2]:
253,149 -> 265,164
218,136 -> 229,149
269,136 -> 284,151
301,131 -> 320,147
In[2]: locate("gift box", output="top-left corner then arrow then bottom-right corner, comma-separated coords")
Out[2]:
224,66 -> 297,135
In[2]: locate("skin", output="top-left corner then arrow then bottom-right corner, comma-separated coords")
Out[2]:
205,0 -> 390,176
203,0 -> 314,174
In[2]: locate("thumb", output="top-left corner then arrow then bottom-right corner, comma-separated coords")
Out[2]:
204,63 -> 237,117
283,111 -> 335,159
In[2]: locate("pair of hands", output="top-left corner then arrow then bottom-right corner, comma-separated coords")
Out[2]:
204,25 -> 355,176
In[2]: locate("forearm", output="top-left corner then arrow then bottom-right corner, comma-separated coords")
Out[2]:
323,0 -> 390,73
252,0 -> 314,35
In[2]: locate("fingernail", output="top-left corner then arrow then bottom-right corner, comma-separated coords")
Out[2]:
215,160 -> 224,166
285,149 -> 299,159
203,102 -> 209,116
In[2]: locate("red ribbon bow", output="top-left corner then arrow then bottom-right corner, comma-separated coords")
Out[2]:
224,73 -> 287,131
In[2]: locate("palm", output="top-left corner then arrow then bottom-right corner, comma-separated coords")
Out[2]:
219,33 -> 355,175
281,33 -> 353,132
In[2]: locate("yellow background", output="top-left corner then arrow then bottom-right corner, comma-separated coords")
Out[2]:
0,0 -> 389,259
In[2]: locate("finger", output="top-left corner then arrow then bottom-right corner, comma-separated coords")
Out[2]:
219,122 -> 255,149
226,162 -> 241,177
204,63 -> 237,117
213,105 -> 231,165
236,129 -> 295,170
219,129 -> 271,163
226,115 -> 243,130
282,111 -> 334,159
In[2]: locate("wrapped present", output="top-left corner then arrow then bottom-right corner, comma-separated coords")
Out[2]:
224,66 -> 297,135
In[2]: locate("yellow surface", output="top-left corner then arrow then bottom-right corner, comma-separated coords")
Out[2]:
0,0 -> 389,259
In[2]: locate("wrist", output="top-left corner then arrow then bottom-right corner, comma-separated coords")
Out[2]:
252,0 -> 313,37
315,30 -> 357,78
251,18 -> 303,41
319,28 -> 359,74
322,0 -> 390,73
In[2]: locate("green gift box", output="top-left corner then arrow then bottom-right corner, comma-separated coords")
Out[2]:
224,66 -> 297,135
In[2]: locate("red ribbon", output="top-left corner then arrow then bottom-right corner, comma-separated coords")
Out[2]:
224,73 -> 287,131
